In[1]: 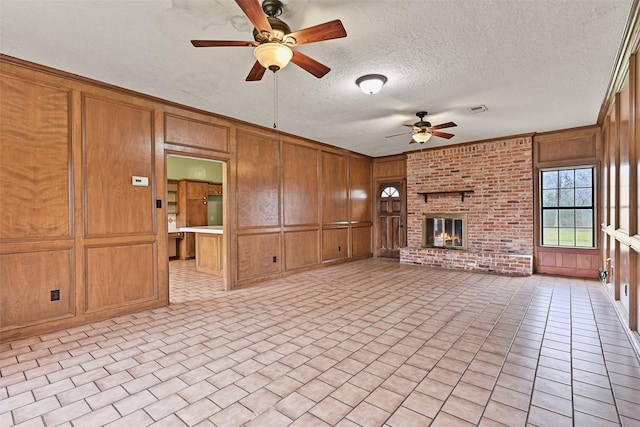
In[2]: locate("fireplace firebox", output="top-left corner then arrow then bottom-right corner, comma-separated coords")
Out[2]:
422,213 -> 468,250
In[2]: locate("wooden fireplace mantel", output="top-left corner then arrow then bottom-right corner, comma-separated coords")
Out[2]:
418,190 -> 475,202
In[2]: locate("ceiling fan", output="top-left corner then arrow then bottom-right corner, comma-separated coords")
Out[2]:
386,111 -> 457,144
190,0 -> 347,81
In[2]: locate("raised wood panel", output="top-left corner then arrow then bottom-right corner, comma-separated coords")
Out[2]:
322,227 -> 348,261
636,53 -> 640,234
619,78 -> 631,232
237,233 -> 280,280
165,114 -> 230,153
535,128 -> 598,165
373,155 -> 406,179
536,247 -> 599,278
0,249 -> 73,329
610,236 -> 617,299
284,230 -> 319,270
636,251 -> 639,330
0,75 -> 71,240
83,96 -> 154,236
350,156 -> 372,222
283,142 -> 319,226
322,152 -> 348,224
620,244 -> 630,314
351,226 -> 372,258
609,102 -> 618,224
85,243 -> 156,312
196,233 -> 223,276
236,130 -> 279,228
602,117 -> 610,258
378,215 -> 401,253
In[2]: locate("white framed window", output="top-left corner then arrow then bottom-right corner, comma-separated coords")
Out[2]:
540,167 -> 595,248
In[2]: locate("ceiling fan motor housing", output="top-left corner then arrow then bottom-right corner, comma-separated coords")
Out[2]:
413,111 -> 431,129
253,16 -> 291,42
262,0 -> 284,17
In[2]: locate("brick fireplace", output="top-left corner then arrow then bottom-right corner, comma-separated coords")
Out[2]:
401,136 -> 534,276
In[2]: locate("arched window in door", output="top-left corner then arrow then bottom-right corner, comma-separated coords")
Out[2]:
381,186 -> 400,198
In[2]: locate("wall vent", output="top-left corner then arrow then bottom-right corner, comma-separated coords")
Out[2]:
468,105 -> 488,114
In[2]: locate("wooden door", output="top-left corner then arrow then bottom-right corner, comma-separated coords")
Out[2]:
377,181 -> 406,258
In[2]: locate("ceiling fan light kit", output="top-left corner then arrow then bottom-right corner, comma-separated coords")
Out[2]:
254,42 -> 293,71
412,131 -> 432,143
356,74 -> 387,94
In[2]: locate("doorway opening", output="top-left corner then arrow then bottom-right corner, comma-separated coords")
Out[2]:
167,154 -> 227,303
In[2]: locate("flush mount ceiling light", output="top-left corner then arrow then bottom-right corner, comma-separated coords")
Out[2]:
356,74 -> 387,94
253,42 -> 293,72
412,130 -> 432,143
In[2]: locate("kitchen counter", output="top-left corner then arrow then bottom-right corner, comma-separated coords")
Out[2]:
179,226 -> 224,275
179,226 -> 223,234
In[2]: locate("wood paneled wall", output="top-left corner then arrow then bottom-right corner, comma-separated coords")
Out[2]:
601,45 -> 640,333
0,59 -> 172,342
233,127 -> 373,287
533,127 -> 602,278
0,55 -> 372,340
372,155 -> 407,182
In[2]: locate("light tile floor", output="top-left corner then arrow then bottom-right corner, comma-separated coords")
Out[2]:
1,259 -> 640,426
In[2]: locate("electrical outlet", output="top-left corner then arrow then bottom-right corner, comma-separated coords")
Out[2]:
273,256 -> 277,263
50,289 -> 60,301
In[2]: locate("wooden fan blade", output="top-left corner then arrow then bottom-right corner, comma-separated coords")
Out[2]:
235,0 -> 272,34
191,40 -> 254,47
246,60 -> 266,81
385,131 -> 412,138
432,121 -> 457,130
290,50 -> 330,78
409,139 -> 417,144
432,131 -> 455,139
285,19 -> 347,45
402,124 -> 415,128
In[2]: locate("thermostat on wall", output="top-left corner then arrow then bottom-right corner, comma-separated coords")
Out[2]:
132,176 -> 149,187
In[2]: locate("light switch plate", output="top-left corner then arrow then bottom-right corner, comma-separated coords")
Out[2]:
132,176 -> 149,186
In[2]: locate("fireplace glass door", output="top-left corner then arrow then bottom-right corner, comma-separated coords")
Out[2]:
422,213 -> 467,250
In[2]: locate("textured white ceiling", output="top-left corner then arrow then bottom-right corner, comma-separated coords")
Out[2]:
0,0 -> 633,157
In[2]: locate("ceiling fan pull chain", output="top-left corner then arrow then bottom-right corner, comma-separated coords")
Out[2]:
273,71 -> 279,129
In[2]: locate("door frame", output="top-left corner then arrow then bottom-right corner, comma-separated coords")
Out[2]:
165,152 -> 230,293
374,179 -> 407,258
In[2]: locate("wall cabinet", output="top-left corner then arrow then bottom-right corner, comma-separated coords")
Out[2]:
208,183 -> 223,196
177,180 -> 209,258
